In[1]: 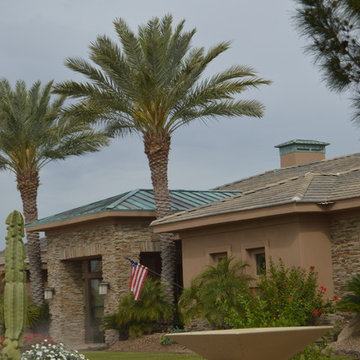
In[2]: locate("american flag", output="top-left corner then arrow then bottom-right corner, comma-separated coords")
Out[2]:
126,257 -> 149,301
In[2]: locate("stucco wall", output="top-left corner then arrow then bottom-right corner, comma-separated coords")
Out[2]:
330,211 -> 360,296
179,214 -> 334,294
45,218 -> 158,345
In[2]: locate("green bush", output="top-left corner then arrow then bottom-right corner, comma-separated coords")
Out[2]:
220,260 -> 336,360
224,260 -> 334,328
178,257 -> 251,329
101,278 -> 172,338
337,274 -> 360,313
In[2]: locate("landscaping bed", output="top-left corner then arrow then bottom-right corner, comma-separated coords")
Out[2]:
108,333 -> 193,354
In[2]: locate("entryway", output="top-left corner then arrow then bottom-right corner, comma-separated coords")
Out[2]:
82,258 -> 105,343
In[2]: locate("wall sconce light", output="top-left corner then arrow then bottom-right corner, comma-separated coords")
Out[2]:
99,282 -> 110,295
44,287 -> 55,300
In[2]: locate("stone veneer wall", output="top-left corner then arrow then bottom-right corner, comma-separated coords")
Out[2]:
46,220 -> 159,346
330,212 -> 360,296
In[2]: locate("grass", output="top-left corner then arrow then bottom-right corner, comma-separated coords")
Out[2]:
82,352 -> 204,360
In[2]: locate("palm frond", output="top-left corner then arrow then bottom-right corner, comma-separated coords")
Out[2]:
0,79 -> 108,174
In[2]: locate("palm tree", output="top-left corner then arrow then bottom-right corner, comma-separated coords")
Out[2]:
178,258 -> 251,328
53,15 -> 270,303
0,79 -> 108,305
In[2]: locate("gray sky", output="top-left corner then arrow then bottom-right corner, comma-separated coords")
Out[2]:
0,0 -> 359,248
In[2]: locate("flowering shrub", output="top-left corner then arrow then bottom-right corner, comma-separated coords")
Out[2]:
220,260 -> 338,360
22,333 -> 57,351
21,340 -> 88,360
224,261 -> 336,328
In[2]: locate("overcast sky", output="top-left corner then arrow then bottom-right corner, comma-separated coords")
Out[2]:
0,0 -> 359,247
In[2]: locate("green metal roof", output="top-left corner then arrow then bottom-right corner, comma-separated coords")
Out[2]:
275,139 -> 330,155
27,189 -> 240,227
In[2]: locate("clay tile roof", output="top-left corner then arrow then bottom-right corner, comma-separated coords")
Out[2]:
152,154 -> 360,227
27,189 -> 240,228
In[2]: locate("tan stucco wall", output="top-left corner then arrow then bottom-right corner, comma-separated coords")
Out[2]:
45,218 -> 158,346
297,215 -> 333,294
179,213 -> 334,295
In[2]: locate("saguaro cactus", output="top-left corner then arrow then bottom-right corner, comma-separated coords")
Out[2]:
1,211 -> 27,360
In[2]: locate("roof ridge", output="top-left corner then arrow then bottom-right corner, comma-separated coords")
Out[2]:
328,166 -> 360,176
105,189 -> 141,209
242,176 -> 300,196
214,152 -> 360,190
292,172 -> 315,201
151,191 -> 244,225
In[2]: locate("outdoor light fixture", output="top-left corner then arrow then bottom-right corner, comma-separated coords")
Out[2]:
99,281 -> 110,295
44,287 -> 55,300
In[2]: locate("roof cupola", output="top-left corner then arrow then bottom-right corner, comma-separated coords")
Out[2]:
275,139 -> 329,168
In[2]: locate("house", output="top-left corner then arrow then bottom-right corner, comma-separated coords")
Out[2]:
26,189 -> 239,346
152,140 -> 360,300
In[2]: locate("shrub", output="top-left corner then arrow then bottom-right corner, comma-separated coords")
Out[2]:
290,338 -> 333,360
101,278 -> 172,338
337,274 -> 360,313
224,260 -> 334,328
221,260 -> 336,360
178,257 -> 251,329
21,340 -> 88,360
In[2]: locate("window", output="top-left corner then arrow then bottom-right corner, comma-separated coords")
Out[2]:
210,252 -> 228,263
255,252 -> 266,275
247,247 -> 266,276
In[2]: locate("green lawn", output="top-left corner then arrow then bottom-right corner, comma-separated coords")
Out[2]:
82,352 -> 204,360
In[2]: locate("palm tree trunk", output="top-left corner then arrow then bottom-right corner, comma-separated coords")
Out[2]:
144,132 -> 176,304
17,170 -> 44,306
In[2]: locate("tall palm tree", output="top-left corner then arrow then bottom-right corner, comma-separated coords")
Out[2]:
0,79 -> 108,305
53,15 -> 270,303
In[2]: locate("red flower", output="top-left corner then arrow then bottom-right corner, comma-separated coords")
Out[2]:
319,286 -> 327,292
309,266 -> 315,271
333,296 -> 339,301
288,297 -> 293,301
313,310 -> 319,315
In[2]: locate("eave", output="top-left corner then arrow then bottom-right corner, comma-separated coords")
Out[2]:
152,197 -> 360,233
26,210 -> 156,232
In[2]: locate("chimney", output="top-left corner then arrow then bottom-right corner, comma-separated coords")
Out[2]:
275,139 -> 329,168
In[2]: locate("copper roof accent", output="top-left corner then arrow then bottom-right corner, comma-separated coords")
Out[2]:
26,189 -> 240,229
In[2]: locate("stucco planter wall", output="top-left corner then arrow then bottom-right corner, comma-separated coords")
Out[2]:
45,220 -> 159,346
